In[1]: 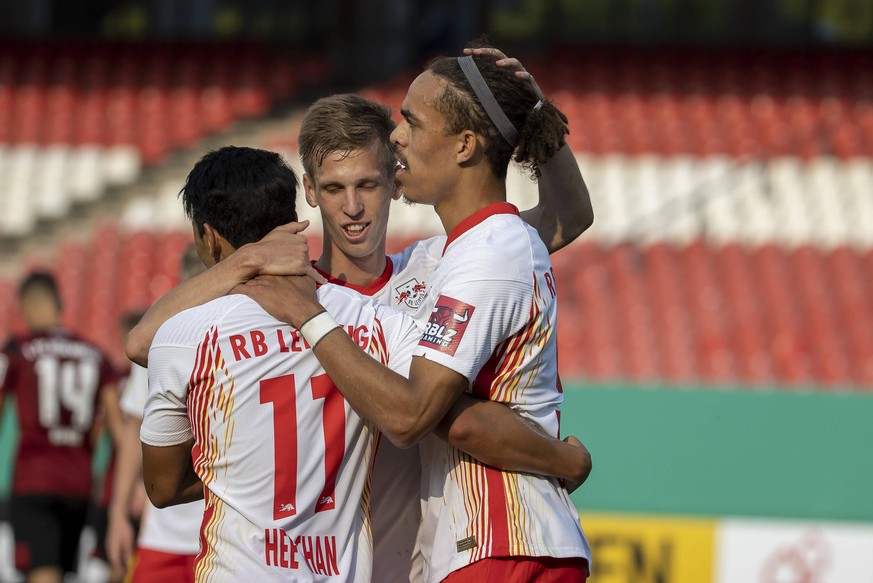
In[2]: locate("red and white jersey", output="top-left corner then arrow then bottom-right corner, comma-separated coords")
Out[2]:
120,363 -> 203,556
141,286 -> 420,582
412,203 -> 590,583
0,328 -> 117,499
313,238 -> 443,583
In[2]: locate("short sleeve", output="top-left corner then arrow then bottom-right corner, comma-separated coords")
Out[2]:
140,343 -> 196,447
120,363 -> 150,418
413,278 -> 531,383
375,306 -> 421,378
138,298 -> 247,446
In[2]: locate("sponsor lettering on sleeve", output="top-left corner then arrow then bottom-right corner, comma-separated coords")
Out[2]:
418,295 -> 475,357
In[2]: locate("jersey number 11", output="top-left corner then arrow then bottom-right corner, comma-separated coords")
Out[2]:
260,373 -> 345,520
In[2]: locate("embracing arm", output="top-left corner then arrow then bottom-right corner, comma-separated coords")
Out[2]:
127,256 -> 254,366
126,221 -> 322,366
235,276 -> 468,448
316,330 -> 467,448
438,396 -> 592,492
142,440 -> 203,508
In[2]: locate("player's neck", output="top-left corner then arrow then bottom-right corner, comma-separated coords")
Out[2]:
435,170 -> 506,236
316,241 -> 388,288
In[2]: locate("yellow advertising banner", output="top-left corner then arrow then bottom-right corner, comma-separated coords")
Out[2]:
580,512 -> 717,583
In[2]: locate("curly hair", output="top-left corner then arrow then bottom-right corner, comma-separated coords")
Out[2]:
427,45 -> 568,180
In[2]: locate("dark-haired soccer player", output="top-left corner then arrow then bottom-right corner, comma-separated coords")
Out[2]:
241,46 -> 592,582
139,146 -> 426,580
0,272 -> 122,583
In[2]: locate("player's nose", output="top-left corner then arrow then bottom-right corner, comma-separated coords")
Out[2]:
343,190 -> 364,216
390,123 -> 406,148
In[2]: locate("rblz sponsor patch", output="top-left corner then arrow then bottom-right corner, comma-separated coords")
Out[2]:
419,295 -> 475,357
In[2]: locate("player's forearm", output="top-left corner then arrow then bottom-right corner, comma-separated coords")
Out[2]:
126,251 -> 258,366
109,417 -> 144,521
436,396 -> 589,480
521,143 -> 593,253
312,330 -> 448,448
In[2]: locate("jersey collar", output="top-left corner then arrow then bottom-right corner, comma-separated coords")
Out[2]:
443,202 -> 520,255
312,257 -> 394,297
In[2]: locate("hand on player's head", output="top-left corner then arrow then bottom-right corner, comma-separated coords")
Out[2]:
239,220 -> 327,284
231,274 -> 320,328
463,47 -> 545,101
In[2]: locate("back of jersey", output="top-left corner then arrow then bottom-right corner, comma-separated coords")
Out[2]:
142,286 -> 419,582
0,329 -> 116,499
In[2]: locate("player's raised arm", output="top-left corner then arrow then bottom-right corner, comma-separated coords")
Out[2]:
524,143 -> 594,253
126,221 -> 322,366
467,48 -> 593,253
438,395 -> 593,492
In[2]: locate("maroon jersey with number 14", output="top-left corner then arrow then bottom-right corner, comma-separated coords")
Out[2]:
0,328 -> 117,499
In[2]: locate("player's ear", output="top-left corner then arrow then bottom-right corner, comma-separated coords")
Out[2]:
303,174 -> 318,208
201,224 -> 223,263
456,130 -> 480,165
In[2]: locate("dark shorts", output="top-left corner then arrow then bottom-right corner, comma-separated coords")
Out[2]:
10,494 -> 88,574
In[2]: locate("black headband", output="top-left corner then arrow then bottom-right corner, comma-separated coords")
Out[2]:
457,55 -> 519,147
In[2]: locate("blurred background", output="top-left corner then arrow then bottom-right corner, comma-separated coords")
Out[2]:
0,1 -> 872,581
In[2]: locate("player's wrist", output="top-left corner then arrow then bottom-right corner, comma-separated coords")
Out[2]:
230,244 -> 263,280
299,310 -> 340,348
108,505 -> 128,522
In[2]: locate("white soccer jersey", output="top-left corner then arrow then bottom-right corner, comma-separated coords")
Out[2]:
313,237 -> 443,583
140,287 -> 420,582
411,203 -> 591,583
119,364 -> 203,556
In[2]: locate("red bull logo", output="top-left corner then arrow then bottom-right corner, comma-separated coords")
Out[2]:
394,277 -> 428,309
419,295 -> 475,356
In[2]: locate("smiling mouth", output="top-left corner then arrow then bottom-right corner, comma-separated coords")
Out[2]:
343,223 -> 369,238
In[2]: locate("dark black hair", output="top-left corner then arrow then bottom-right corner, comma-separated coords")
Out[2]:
427,43 -> 569,180
19,271 -> 62,308
180,146 -> 299,248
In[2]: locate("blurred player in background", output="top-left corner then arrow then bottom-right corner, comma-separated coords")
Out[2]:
240,44 -> 592,582
106,244 -> 205,583
139,146 -> 425,580
0,272 -> 123,583
86,310 -> 148,583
